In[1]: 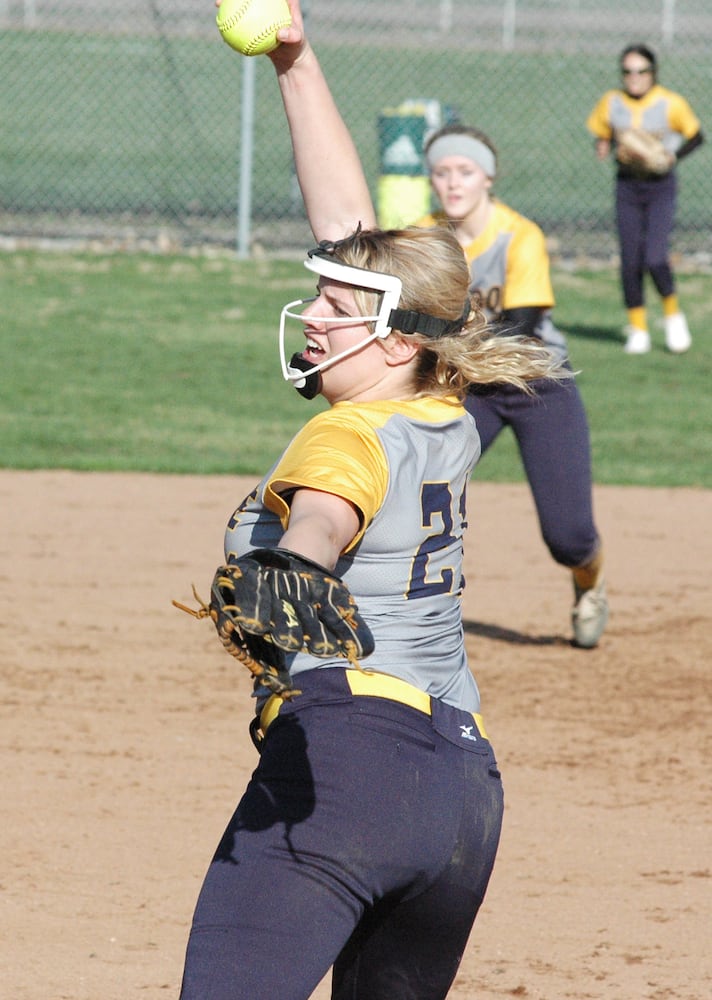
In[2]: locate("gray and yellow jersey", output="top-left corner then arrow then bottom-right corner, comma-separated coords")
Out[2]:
586,83 -> 701,154
420,203 -> 568,361
224,395 -> 482,712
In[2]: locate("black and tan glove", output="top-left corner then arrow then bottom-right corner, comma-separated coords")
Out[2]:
173,548 -> 374,698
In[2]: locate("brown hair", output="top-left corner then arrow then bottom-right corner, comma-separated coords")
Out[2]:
424,124 -> 499,177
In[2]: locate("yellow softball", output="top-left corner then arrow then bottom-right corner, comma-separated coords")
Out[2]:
216,0 -> 292,56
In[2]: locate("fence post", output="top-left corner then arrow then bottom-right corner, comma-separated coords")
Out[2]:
502,0 -> 516,50
662,0 -> 676,44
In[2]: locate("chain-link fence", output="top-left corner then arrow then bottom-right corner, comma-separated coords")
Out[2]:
2,0 -> 711,260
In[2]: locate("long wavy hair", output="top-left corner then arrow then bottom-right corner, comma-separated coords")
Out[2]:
328,226 -> 566,401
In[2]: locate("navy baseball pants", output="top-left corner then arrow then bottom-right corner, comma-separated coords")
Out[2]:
179,668 -> 504,1000
466,374 -> 600,569
615,172 -> 677,308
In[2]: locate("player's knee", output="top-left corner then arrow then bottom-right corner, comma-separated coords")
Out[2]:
543,528 -> 597,569
647,260 -> 672,283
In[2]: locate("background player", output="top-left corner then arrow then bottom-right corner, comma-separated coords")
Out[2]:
178,3 -> 566,998
416,124 -> 608,649
586,43 -> 704,354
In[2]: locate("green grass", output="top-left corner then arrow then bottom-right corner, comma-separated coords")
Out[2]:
0,252 -> 325,473
1,249 -> 711,486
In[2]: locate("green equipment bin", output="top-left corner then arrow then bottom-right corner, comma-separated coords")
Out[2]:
376,99 -> 459,229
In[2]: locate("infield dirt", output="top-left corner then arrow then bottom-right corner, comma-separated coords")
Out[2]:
1,470 -> 710,999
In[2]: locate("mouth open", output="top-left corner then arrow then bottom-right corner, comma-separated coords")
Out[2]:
302,337 -> 326,363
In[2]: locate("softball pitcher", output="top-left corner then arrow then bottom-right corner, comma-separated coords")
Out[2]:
417,125 -> 608,649
178,3 -> 566,997
586,43 -> 704,354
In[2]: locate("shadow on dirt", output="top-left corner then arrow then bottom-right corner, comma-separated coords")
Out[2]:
463,619 -> 573,647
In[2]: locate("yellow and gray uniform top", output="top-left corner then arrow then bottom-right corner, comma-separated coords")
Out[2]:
224,396 -> 482,713
419,204 -> 568,362
586,83 -> 701,155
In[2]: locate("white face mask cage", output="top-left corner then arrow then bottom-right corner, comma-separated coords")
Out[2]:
279,253 -> 404,388
304,254 -> 403,339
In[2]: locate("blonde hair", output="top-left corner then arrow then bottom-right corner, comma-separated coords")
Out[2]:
330,226 -> 566,400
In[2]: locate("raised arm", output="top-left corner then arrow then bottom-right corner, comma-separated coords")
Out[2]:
268,0 -> 377,241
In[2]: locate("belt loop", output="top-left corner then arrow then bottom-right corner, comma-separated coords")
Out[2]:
249,715 -> 265,754
259,693 -> 284,737
473,712 -> 488,741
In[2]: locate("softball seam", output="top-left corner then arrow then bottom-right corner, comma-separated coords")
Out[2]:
244,20 -> 289,54
217,0 -> 252,34
218,0 -> 290,54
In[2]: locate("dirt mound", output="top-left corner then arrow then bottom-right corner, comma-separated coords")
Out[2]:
2,471 -> 709,999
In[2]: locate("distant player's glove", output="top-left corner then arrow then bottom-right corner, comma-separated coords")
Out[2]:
615,128 -> 673,174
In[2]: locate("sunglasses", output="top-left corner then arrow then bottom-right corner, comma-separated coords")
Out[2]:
622,67 -> 652,76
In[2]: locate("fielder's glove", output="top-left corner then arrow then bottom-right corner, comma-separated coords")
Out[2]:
615,128 -> 673,175
173,548 -> 374,698
213,548 -> 374,661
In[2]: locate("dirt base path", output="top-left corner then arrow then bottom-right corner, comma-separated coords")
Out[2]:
1,471 -> 710,999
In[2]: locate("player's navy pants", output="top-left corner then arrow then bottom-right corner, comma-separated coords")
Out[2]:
179,667 -> 504,1000
466,373 -> 600,569
615,172 -> 677,308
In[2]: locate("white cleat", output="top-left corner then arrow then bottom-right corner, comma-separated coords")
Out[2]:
623,326 -> 651,354
572,579 -> 609,649
664,312 -> 692,353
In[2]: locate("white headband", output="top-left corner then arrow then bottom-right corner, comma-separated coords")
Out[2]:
425,135 -> 497,178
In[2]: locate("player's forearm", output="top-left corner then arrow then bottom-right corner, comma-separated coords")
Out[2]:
675,130 -> 704,162
276,44 -> 377,242
499,306 -> 542,340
